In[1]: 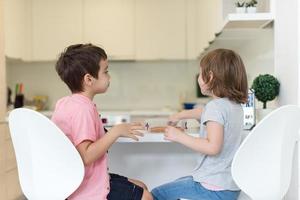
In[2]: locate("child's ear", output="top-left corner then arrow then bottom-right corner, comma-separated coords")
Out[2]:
208,71 -> 214,82
83,74 -> 93,86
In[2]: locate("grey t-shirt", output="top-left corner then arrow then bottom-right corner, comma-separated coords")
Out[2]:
192,98 -> 243,191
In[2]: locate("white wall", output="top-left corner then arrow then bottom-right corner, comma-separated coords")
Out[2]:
7,60 -> 200,111
274,0 -> 299,199
274,0 -> 299,106
239,29 -> 277,109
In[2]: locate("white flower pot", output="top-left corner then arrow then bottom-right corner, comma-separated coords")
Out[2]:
247,7 -> 257,13
236,7 -> 246,13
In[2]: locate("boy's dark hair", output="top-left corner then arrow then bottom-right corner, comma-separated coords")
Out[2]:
55,43 -> 107,93
200,48 -> 248,104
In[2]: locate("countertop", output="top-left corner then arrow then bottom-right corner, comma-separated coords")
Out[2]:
117,132 -> 199,143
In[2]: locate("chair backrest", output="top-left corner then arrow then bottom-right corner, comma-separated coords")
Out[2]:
8,108 -> 84,200
232,105 -> 300,200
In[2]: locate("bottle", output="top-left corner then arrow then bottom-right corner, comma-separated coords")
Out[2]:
14,83 -> 24,108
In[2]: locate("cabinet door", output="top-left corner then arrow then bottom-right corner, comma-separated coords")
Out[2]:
135,0 -> 186,60
83,0 -> 135,60
0,124 -> 23,200
0,124 -> 6,200
32,0 -> 83,61
4,0 -> 31,60
6,169 -> 22,200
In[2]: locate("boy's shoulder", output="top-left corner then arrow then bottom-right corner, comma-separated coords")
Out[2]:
55,95 -> 95,112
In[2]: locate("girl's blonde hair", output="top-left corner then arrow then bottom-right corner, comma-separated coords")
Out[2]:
200,49 -> 248,104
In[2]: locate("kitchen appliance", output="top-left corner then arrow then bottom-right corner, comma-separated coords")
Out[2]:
242,89 -> 255,130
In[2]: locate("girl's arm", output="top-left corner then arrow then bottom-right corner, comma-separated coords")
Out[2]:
164,121 -> 223,155
168,107 -> 203,125
77,123 -> 143,166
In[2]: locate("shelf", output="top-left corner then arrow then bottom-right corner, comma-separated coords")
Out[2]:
223,12 -> 274,29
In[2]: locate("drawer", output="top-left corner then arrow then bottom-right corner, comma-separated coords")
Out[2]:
0,172 -> 6,200
4,125 -> 11,141
5,140 -> 17,172
6,169 -> 22,200
0,124 -> 6,143
0,141 -> 4,174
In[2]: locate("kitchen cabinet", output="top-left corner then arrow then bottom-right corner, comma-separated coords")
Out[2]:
4,0 -> 83,61
83,0 -> 135,60
31,0 -> 83,61
3,0 -> 31,60
0,124 -> 23,200
1,1 -> 23,199
4,0 -> 223,61
135,0 -> 186,60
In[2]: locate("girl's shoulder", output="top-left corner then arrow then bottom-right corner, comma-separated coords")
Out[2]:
208,97 -> 239,106
205,98 -> 241,113
206,97 -> 230,107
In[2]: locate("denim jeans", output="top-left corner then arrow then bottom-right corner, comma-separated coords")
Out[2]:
151,176 -> 240,200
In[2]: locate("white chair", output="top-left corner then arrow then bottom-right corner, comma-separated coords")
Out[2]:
8,108 -> 84,200
232,105 -> 300,200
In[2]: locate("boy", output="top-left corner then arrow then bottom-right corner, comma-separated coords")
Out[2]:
52,44 -> 153,200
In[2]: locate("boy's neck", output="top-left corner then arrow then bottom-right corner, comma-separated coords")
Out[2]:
77,91 -> 95,101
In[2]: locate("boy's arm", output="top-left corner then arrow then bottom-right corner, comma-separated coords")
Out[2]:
76,130 -> 119,166
164,121 -> 223,155
77,123 -> 143,166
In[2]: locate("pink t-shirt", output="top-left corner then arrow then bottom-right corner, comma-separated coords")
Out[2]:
52,94 -> 109,200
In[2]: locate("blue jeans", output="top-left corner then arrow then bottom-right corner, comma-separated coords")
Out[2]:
151,176 -> 240,200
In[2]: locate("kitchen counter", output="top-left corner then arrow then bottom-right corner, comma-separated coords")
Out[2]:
117,132 -> 199,143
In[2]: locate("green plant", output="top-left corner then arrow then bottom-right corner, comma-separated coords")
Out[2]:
235,1 -> 245,7
251,74 -> 280,109
246,0 -> 258,7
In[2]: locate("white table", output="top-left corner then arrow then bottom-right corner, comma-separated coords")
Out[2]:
110,131 -> 250,191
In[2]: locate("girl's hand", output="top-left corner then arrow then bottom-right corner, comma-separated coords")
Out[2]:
164,126 -> 185,142
112,122 -> 144,141
168,113 -> 182,126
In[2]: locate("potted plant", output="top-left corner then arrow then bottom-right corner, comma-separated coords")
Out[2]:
246,0 -> 258,13
235,1 -> 246,13
251,74 -> 280,120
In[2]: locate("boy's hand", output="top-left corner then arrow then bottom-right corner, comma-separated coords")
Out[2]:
112,122 -> 144,141
164,126 -> 185,142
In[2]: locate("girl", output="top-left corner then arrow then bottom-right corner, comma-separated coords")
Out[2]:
151,49 -> 248,200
